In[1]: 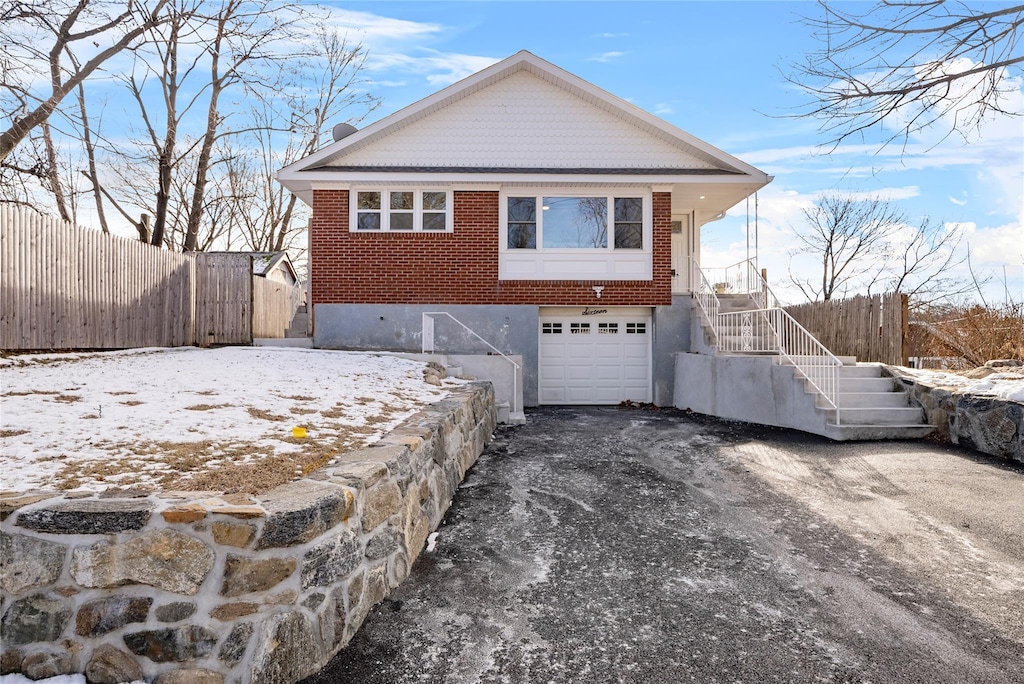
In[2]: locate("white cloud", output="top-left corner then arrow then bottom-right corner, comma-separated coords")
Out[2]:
653,103 -> 673,116
949,195 -> 968,206
593,32 -> 630,39
365,50 -> 500,87
321,10 -> 443,43
819,186 -> 920,202
587,51 -> 627,63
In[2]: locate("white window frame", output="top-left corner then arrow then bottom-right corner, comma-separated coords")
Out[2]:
499,187 -> 653,281
350,188 -> 454,233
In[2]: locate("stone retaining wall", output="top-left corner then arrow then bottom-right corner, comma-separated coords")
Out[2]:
886,367 -> 1023,463
0,382 -> 496,683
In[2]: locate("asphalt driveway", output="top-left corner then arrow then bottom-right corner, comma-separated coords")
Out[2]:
303,406 -> 1024,683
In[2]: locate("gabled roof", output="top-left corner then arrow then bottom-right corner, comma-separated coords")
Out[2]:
209,251 -> 297,281
277,50 -> 770,205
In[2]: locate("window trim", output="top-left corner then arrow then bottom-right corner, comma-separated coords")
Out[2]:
499,188 -> 652,253
350,188 -> 453,233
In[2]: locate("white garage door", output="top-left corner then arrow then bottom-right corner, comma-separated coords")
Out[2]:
538,309 -> 652,405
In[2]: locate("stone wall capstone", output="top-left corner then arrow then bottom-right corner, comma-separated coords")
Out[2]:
0,381 -> 497,683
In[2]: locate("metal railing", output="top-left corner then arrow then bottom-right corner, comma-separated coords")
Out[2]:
692,260 -> 843,423
421,312 -> 521,415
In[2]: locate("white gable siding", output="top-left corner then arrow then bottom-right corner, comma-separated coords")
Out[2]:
333,72 -> 720,170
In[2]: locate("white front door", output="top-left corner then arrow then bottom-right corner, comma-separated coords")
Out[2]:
538,308 -> 652,405
671,214 -> 690,293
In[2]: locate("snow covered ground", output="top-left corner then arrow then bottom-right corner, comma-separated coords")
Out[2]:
0,347 -> 457,494
900,366 -> 1024,402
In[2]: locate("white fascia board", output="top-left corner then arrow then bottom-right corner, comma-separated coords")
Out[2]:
294,171 -> 766,186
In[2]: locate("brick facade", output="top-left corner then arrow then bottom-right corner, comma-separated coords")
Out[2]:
310,189 -> 673,307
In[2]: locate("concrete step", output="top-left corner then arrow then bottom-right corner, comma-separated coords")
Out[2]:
253,337 -> 313,348
780,355 -> 858,367
826,423 -> 935,441
497,401 -> 510,424
839,377 -> 894,393
832,392 -> 910,408
838,364 -> 883,378
446,365 -> 463,378
836,406 -> 924,425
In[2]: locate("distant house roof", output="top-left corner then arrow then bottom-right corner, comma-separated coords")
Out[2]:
210,251 -> 298,281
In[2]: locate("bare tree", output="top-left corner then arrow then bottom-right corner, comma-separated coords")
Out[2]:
0,0 -> 174,162
790,194 -> 974,306
790,194 -> 907,301
790,1 -> 1024,148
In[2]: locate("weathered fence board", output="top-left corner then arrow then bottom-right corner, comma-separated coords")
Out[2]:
194,253 -> 252,346
786,292 -> 909,365
0,208 -> 269,351
1,208 -> 197,350
252,276 -> 303,338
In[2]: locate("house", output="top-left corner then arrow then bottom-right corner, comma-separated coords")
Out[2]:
277,50 -> 772,410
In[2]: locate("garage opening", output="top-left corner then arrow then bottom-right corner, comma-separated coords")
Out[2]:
538,307 -> 652,404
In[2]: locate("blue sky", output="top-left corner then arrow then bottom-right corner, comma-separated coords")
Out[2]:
319,0 -> 1023,305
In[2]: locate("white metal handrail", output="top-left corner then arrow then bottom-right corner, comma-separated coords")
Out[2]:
694,261 -> 843,423
691,258 -> 721,343
422,312 -> 521,415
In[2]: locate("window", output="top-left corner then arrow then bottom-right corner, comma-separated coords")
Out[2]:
598,322 -> 619,334
352,189 -> 451,232
508,197 -> 537,249
505,193 -> 644,250
570,323 -> 591,334
542,322 -> 563,334
626,323 -> 646,334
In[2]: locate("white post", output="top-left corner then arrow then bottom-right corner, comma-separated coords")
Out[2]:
422,313 -> 434,354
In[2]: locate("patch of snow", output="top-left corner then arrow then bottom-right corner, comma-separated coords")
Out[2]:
426,531 -> 439,552
900,367 -> 1024,403
0,347 -> 457,492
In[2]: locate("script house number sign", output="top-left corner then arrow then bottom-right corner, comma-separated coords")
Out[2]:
581,308 -> 608,316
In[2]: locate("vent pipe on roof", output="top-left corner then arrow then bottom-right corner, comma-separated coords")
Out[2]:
332,123 -> 357,142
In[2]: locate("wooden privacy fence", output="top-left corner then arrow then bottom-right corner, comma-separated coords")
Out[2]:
785,292 -> 909,366
252,276 -> 304,339
0,208 -> 302,350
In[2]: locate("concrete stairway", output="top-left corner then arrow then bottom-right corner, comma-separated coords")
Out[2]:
783,357 -> 933,440
286,305 -> 310,338
692,296 -> 933,441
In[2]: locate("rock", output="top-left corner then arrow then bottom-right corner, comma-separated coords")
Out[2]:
362,480 -> 403,532
85,644 -> 143,684
211,522 -> 255,548
209,602 -> 258,621
0,493 -> 54,522
70,529 -> 214,595
331,462 -> 389,490
388,552 -> 410,589
302,593 -> 325,610
249,611 -> 320,683
346,567 -> 388,641
0,647 -> 22,674
985,359 -> 1023,368
22,650 -> 73,679
301,530 -> 361,589
160,504 -> 207,524
15,500 -> 153,534
423,374 -> 442,386
0,592 -> 71,645
154,602 -> 196,623
256,481 -> 354,549
154,669 -> 224,684
122,626 -> 218,663
75,596 -> 152,636
0,532 -> 66,594
221,555 -> 296,597
217,621 -> 254,665
316,586 -> 348,650
365,528 -> 402,560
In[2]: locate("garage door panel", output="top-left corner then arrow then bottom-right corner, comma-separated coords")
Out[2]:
539,313 -> 651,405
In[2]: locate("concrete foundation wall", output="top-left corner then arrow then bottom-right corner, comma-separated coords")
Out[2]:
0,384 -> 496,684
674,353 -> 832,437
314,304 -> 539,407
652,297 -> 693,406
